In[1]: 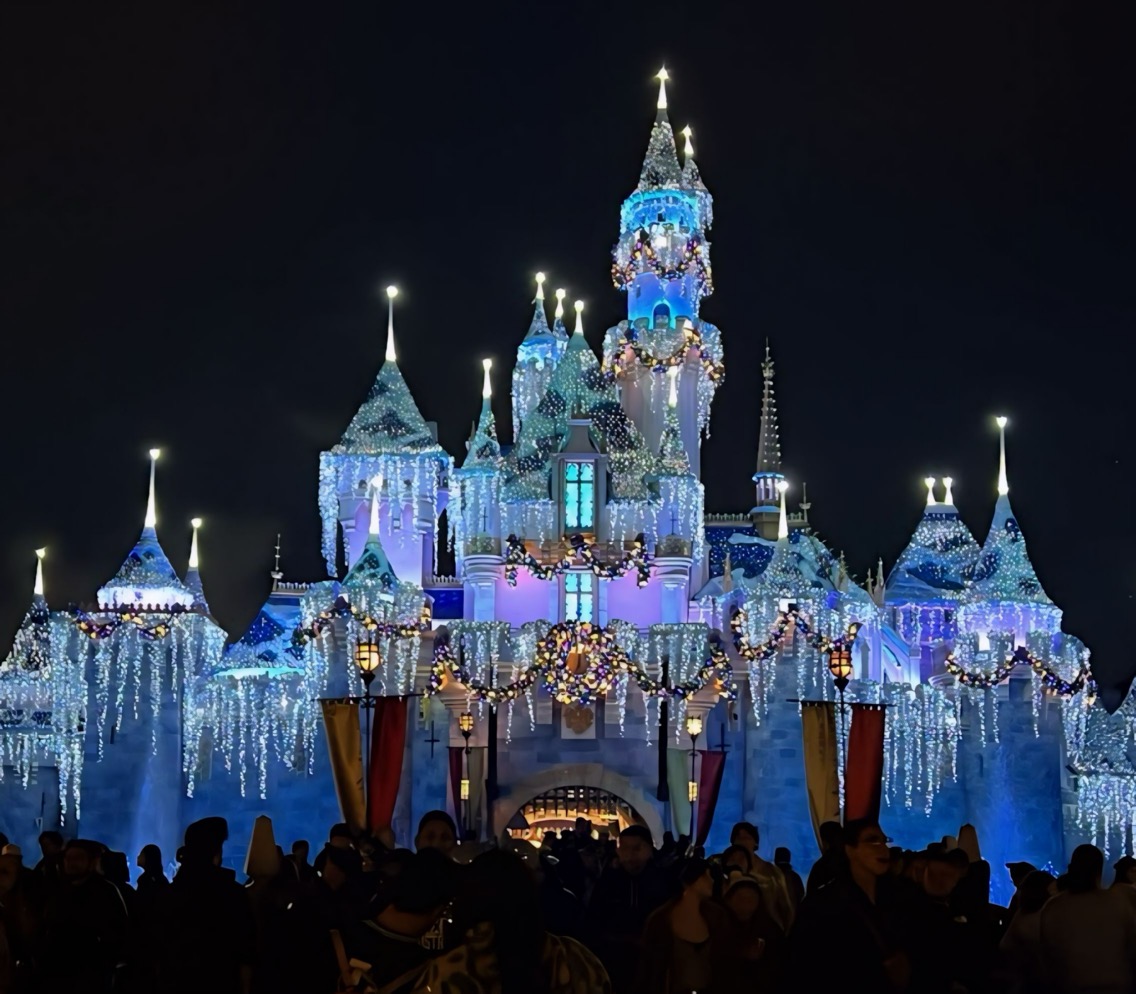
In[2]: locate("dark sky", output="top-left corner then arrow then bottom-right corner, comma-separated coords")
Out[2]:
2,4 -> 1133,701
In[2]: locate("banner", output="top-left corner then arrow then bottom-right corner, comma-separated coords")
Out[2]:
845,704 -> 886,822
667,747 -> 694,840
695,750 -> 726,847
448,746 -> 464,823
368,696 -> 409,833
800,701 -> 840,847
320,700 -> 365,834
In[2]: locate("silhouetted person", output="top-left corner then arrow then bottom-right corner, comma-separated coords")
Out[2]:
807,820 -> 847,893
414,811 -> 458,858
774,846 -> 805,911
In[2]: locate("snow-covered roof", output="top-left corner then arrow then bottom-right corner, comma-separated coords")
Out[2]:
963,495 -> 1051,605
886,503 -> 979,605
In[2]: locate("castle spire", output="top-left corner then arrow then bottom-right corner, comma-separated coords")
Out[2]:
638,67 -> 683,190
186,517 -> 210,612
777,480 -> 789,540
996,415 -> 1009,496
573,299 -> 584,337
942,476 -> 955,506
464,359 -> 502,470
553,288 -> 568,339
681,124 -> 708,193
384,285 -> 398,363
752,342 -> 784,516
144,448 -> 160,530
523,272 -> 551,340
369,475 -> 382,537
925,476 -> 937,507
33,548 -> 46,600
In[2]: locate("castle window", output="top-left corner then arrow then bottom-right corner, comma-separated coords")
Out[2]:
564,461 -> 595,532
564,571 -> 594,623
653,302 -> 671,327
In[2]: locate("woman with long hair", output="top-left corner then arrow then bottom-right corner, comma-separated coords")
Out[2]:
412,847 -> 610,994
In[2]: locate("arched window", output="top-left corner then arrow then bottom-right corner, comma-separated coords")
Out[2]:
652,302 -> 671,327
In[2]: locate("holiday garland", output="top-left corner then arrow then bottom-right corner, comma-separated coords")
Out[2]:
428,619 -> 736,707
730,607 -> 862,662
603,323 -> 725,385
610,233 -> 713,297
503,534 -> 651,588
945,646 -> 1092,699
291,599 -> 431,647
72,606 -> 191,642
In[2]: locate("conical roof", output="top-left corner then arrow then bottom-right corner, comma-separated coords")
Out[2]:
218,604 -> 305,675
522,296 -> 553,343
886,502 -> 980,604
462,393 -> 503,473
0,594 -> 50,676
638,110 -> 683,191
98,526 -> 194,609
964,495 -> 1050,604
344,534 -> 399,593
656,375 -> 691,478
504,325 -> 653,501
336,358 -> 442,455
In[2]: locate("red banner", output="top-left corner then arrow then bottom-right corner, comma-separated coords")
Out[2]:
695,750 -> 726,847
368,697 -> 409,832
844,704 -> 886,822
448,746 -> 464,822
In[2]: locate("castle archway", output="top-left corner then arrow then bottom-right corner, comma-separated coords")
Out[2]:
492,763 -> 665,847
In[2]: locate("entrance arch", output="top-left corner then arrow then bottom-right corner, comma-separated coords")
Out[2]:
492,763 -> 665,846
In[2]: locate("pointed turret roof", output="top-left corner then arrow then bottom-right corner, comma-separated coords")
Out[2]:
552,288 -> 570,341
753,343 -> 782,479
335,288 -> 444,455
680,125 -> 707,191
886,479 -> 980,603
184,517 -> 211,613
964,418 -> 1050,605
217,603 -> 305,675
98,450 -> 194,609
522,273 -> 553,343
343,486 -> 399,593
462,359 -> 503,472
0,550 -> 51,676
656,369 -> 691,477
637,69 -> 683,192
505,301 -> 653,501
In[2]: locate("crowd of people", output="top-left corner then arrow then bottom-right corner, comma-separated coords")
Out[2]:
1,810 -> 1135,993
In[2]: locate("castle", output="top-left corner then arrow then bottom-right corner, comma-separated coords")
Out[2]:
0,71 -> 1126,899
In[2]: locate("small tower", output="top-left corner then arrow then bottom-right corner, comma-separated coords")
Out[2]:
604,69 -> 723,479
751,343 -> 785,539
959,416 -> 1060,642
185,517 -> 211,614
455,359 -> 505,556
318,286 -> 454,585
511,273 -> 566,440
98,449 -> 194,610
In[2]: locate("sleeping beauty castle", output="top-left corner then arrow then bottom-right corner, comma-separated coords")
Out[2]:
0,71 -> 1129,896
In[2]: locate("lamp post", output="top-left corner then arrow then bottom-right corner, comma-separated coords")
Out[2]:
828,640 -> 853,776
354,639 -> 381,834
459,710 -> 474,837
685,712 -> 703,850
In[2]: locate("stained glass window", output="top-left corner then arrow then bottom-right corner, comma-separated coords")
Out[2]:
564,461 -> 595,532
564,571 -> 594,622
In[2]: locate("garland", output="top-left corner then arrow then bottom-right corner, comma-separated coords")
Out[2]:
730,607 -> 862,662
945,646 -> 1092,699
503,534 -> 651,588
610,233 -> 713,296
291,598 -> 431,647
72,606 -> 190,642
603,323 -> 725,385
428,619 -> 736,707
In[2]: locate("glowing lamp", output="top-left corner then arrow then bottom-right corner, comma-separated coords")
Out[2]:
386,285 -> 399,299
685,713 -> 703,740
459,711 -> 475,736
355,640 -> 381,687
828,645 -> 853,683
688,780 -> 698,803
460,778 -> 471,801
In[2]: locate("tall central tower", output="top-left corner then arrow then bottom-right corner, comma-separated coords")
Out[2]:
603,70 -> 723,479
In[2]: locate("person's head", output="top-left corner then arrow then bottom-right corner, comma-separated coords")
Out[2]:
64,840 -> 100,880
328,823 -> 353,849
724,876 -> 763,922
677,858 -> 714,901
292,840 -> 310,862
183,817 -> 228,866
574,817 -> 592,839
1066,844 -> 1104,894
722,844 -> 753,875
1006,861 -> 1037,889
819,820 -> 844,854
99,851 -> 130,887
137,844 -> 163,873
617,825 -> 654,875
773,846 -> 791,865
1113,856 -> 1136,886
1,844 -> 22,864
38,830 -> 64,857
843,820 -> 891,878
1018,870 -> 1057,914
415,811 -> 457,857
319,845 -> 359,890
922,849 -> 966,900
379,848 -> 458,934
730,822 -> 759,853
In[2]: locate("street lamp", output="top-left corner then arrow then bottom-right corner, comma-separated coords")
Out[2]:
685,712 -> 703,850
828,637 -> 855,786
459,710 -> 474,836
355,639 -> 382,833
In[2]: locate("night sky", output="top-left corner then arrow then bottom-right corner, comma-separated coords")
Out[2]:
1,5 -> 1133,702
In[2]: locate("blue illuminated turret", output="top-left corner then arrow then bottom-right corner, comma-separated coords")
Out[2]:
611,69 -> 713,329
511,273 -> 566,440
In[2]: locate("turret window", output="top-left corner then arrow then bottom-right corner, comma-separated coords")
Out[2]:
564,571 -> 594,623
564,461 -> 595,532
